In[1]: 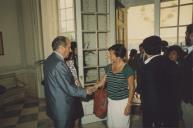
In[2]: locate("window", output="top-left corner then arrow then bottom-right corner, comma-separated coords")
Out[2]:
58,0 -> 75,39
57,0 -> 114,87
80,0 -> 110,85
160,0 -> 193,46
127,0 -> 193,51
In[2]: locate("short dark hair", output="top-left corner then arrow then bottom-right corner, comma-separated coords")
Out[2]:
142,35 -> 162,55
129,49 -> 137,57
52,36 -> 68,51
186,24 -> 193,34
108,44 -> 126,59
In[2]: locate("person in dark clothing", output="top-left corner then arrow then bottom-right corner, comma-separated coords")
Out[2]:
137,36 -> 180,128
165,45 -> 185,120
135,43 -> 145,94
161,40 -> 168,55
183,52 -> 193,104
128,49 -> 138,71
185,24 -> 193,47
137,43 -> 145,62
181,23 -> 193,128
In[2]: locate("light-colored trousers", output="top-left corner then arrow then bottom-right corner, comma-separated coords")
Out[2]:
107,98 -> 130,128
181,101 -> 193,128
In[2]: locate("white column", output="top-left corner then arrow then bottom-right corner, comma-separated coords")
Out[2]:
154,0 -> 160,36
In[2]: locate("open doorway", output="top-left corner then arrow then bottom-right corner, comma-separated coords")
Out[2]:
115,1 -> 154,53
127,4 -> 154,51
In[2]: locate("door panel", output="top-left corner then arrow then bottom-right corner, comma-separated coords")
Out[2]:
116,7 -> 128,49
75,0 -> 115,124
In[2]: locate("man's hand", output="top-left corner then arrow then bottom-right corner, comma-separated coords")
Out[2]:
86,86 -> 98,95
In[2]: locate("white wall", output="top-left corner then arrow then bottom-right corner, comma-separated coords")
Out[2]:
0,0 -> 23,69
0,0 -> 45,71
40,0 -> 58,58
0,0 -> 45,97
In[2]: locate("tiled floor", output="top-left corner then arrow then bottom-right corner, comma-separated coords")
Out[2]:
83,121 -> 106,128
0,97 -> 142,128
0,97 -> 53,128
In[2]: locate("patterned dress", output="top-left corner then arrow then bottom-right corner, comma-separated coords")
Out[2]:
66,59 -> 84,120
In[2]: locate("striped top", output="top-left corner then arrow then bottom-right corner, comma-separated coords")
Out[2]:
105,63 -> 134,100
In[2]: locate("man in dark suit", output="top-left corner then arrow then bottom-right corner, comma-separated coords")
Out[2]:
43,36 -> 94,128
135,43 -> 145,94
138,36 -> 179,128
181,24 -> 193,128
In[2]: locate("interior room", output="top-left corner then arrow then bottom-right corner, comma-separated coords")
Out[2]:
0,0 -> 192,128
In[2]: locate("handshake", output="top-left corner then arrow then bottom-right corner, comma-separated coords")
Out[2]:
85,85 -> 98,95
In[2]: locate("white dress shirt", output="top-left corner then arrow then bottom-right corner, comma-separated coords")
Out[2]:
54,51 -> 64,60
144,54 -> 161,64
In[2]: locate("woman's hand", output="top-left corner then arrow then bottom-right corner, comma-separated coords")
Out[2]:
124,103 -> 132,116
75,80 -> 81,87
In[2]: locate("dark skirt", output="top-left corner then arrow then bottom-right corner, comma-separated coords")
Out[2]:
71,98 -> 84,120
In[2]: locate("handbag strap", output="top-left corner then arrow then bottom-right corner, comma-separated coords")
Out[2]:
95,81 -> 105,96
95,64 -> 111,96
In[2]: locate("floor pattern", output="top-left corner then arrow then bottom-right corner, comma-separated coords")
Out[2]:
0,97 -> 54,128
0,97 -> 142,128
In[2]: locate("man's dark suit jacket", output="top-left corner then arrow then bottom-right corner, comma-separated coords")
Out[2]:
135,53 -> 144,94
182,51 -> 193,104
139,55 -> 180,127
43,53 -> 86,123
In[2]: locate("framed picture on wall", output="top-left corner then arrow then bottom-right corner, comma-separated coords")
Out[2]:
0,32 -> 4,55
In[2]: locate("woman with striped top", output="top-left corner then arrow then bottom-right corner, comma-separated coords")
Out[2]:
94,44 -> 135,128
